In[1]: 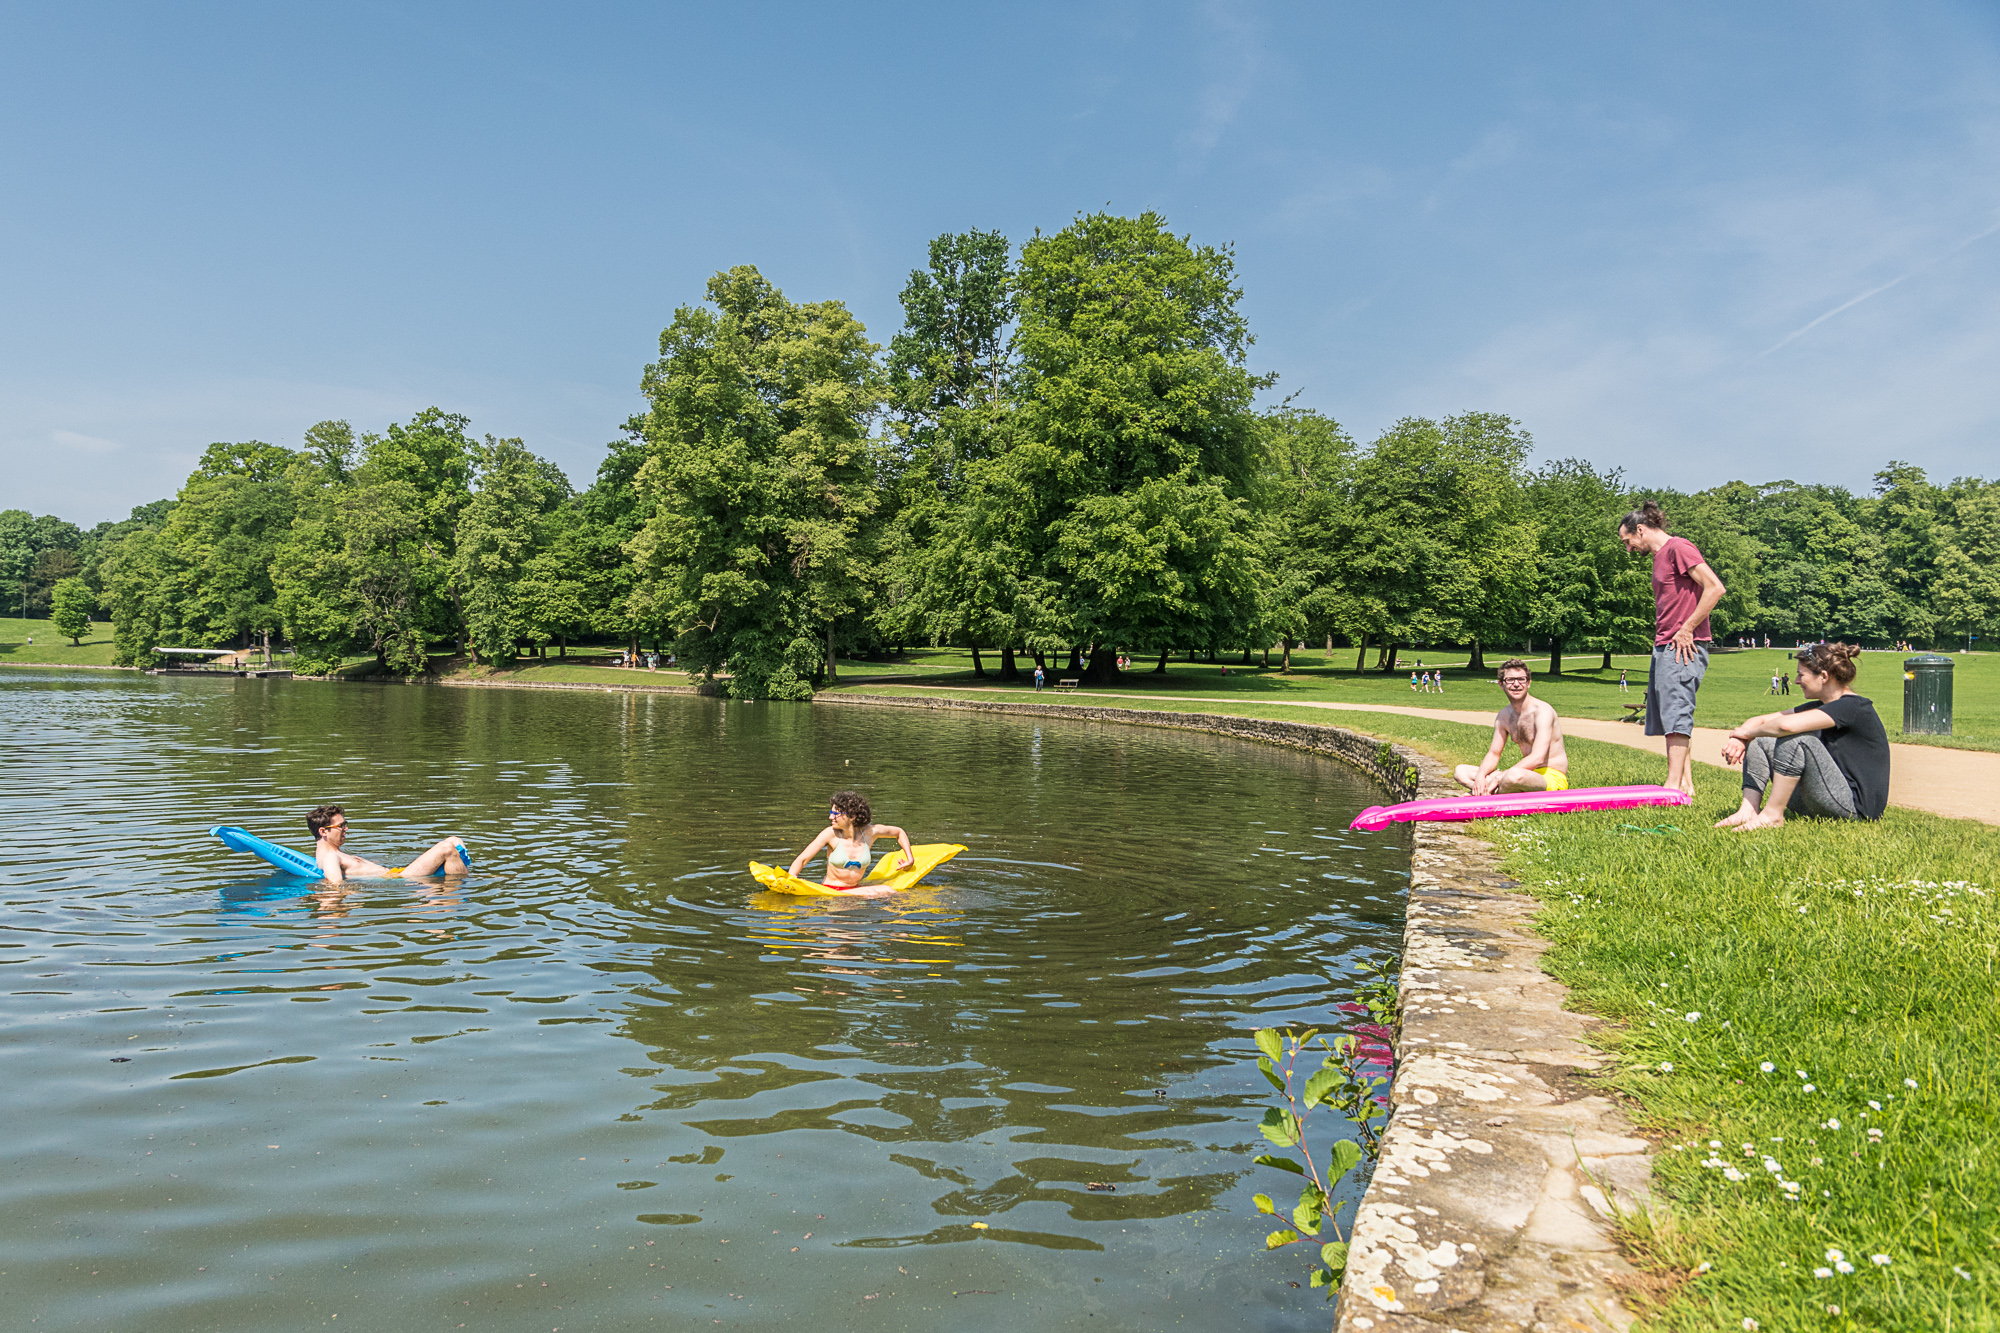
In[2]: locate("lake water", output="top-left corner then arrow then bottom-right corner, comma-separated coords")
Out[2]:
0,670 -> 1407,1332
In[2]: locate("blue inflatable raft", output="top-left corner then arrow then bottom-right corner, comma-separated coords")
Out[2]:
209,825 -> 470,879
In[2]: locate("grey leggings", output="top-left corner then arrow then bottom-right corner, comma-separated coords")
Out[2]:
1742,732 -> 1858,819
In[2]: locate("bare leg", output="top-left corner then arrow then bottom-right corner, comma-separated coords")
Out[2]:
402,836 -> 469,877
1452,763 -> 1482,791
1492,767 -> 1551,793
1664,734 -> 1695,796
1713,793 -> 1761,828
1735,774 -> 1799,830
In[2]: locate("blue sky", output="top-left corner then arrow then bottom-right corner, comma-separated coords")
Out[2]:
4,1 -> 1998,525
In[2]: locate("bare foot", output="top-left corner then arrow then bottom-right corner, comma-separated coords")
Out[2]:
1713,808 -> 1757,829
1730,810 -> 1786,832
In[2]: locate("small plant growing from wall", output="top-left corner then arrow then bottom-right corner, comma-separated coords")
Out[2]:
1250,954 -> 1398,1295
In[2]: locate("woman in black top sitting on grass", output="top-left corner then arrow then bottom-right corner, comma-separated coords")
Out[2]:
1715,641 -> 1890,830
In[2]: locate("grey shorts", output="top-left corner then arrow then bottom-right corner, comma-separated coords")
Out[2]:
1644,643 -> 1708,736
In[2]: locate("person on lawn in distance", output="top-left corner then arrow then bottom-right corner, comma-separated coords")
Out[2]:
1453,658 -> 1571,795
1716,642 -> 1890,830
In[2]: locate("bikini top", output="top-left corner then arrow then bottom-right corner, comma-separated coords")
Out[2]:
834,839 -> 872,871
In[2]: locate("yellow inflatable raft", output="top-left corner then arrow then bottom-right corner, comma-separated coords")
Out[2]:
749,843 -> 967,897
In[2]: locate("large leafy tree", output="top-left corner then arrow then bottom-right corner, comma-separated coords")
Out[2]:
1870,462 -> 1941,642
955,211 -> 1270,681
627,266 -> 882,699
0,510 -> 85,617
50,577 -> 94,644
156,440 -> 299,649
273,416 -> 471,674
1324,414 -> 1536,671
880,229 -> 1020,675
1523,458 -> 1635,672
452,437 -> 571,664
1258,406 -> 1357,669
1935,480 -> 2000,646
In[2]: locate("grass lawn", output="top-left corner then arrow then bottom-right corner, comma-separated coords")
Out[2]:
1493,759 -> 1997,1331
827,646 -> 2000,753
436,657 -> 700,688
831,684 -> 1994,1328
0,616 -> 122,666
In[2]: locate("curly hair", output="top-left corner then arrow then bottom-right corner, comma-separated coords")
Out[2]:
1794,641 -> 1860,686
829,790 -> 871,826
306,804 -> 345,838
1496,657 -> 1532,681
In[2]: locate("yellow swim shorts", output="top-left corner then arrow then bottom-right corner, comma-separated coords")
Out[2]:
1534,767 -> 1570,792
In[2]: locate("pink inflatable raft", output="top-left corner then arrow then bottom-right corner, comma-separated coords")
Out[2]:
1348,784 -> 1691,832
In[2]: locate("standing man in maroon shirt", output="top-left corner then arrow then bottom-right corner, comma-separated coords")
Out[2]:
1618,500 -> 1727,795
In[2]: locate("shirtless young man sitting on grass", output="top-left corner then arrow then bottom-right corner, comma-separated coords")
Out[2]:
308,805 -> 470,884
1454,658 -> 1571,795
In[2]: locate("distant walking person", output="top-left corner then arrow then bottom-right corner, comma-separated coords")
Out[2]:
1618,500 -> 1727,796
1780,672 -> 1791,696
1033,663 -> 1045,691
1618,669 -> 1629,693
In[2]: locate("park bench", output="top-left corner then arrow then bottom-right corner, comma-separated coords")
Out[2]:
1620,700 -> 1645,723
1054,678 -> 1081,691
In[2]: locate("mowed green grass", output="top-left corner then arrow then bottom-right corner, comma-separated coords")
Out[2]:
0,616 -> 122,666
440,657 -> 698,687
837,689 -> 1994,1329
832,647 -> 2000,752
1489,755 -> 1997,1331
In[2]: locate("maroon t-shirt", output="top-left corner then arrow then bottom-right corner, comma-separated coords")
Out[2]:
1652,535 -> 1713,645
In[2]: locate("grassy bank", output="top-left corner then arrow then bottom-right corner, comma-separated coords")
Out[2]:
0,616 -> 120,666
830,647 -> 2000,753
1494,775 -> 1996,1329
836,683 -> 1995,1328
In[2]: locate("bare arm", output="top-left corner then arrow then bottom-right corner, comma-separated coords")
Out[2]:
1471,721 -> 1508,795
788,828 -> 834,879
1718,706 -> 1835,765
875,824 -> 914,870
1672,562 -> 1727,662
1515,706 -> 1555,772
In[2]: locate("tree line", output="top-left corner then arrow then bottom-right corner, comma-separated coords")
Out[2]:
8,211 -> 1998,693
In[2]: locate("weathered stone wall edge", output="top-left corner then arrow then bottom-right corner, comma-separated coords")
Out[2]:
812,690 -> 1424,799
817,689 -> 1655,1333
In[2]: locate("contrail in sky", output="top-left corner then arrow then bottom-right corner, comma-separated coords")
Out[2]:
1762,213 -> 2000,356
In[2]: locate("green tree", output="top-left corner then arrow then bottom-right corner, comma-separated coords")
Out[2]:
99,526 -> 174,666
452,437 -> 570,664
627,266 -> 883,699
49,576 -> 94,644
1935,482 -> 2000,646
0,510 -> 84,616
956,211 -> 1270,681
1258,406 -> 1357,670
880,229 -> 1020,675
154,441 -> 298,649
1324,414 -> 1535,671
1523,459 -> 1631,672
1870,462 -> 1941,642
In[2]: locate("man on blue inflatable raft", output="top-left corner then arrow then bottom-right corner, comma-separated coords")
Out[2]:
308,805 -> 469,884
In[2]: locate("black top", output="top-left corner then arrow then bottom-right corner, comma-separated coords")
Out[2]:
1794,693 -> 1891,819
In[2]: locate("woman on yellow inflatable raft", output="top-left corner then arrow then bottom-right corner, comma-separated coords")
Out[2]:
786,790 -> 915,898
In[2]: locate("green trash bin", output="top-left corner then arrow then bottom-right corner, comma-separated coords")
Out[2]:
1902,654 -> 1954,735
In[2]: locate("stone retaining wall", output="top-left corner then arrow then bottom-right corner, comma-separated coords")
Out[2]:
812,692 -> 1425,800
817,690 -> 1655,1333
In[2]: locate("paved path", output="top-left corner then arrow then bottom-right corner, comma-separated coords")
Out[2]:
858,685 -> 1999,825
